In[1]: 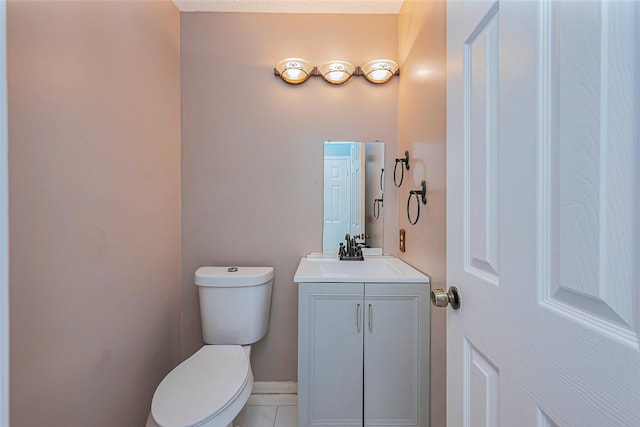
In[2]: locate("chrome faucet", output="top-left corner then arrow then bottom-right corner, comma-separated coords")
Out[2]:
338,234 -> 364,261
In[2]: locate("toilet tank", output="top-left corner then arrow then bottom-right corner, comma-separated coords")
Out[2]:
194,266 -> 274,345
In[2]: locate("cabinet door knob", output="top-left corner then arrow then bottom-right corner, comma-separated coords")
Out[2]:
356,304 -> 361,332
430,286 -> 461,310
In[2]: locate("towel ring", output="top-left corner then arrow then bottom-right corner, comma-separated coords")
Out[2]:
374,198 -> 384,220
407,180 -> 427,225
394,151 -> 410,188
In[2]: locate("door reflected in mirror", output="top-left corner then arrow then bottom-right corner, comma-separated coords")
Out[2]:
323,141 -> 384,253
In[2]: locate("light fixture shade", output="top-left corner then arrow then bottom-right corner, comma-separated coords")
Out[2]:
276,58 -> 313,84
361,59 -> 398,84
319,61 -> 355,85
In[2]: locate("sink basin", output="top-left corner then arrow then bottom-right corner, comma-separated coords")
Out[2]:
294,255 -> 429,283
318,260 -> 400,276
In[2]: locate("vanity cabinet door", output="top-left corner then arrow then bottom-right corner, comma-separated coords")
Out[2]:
298,282 -> 365,427
363,283 -> 429,427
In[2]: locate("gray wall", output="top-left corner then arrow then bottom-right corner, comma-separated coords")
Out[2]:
8,1 -> 182,425
398,1 -> 448,426
6,3 -> 449,423
180,12 -> 398,381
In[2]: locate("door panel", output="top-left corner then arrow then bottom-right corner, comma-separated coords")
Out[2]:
464,2 -> 500,284
538,0 -> 639,343
463,340 -> 498,427
448,2 -> 504,426
323,157 -> 350,252
536,409 -> 559,427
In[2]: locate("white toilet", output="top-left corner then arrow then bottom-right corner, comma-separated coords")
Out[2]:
147,266 -> 274,427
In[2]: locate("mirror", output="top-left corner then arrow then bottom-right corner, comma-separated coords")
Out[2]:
323,141 -> 385,253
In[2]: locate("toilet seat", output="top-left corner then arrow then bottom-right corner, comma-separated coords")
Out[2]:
151,345 -> 249,427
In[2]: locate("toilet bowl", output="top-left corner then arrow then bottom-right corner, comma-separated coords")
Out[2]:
147,266 -> 274,427
146,345 -> 253,427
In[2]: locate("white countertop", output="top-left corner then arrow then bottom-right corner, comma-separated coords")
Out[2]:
294,255 -> 430,283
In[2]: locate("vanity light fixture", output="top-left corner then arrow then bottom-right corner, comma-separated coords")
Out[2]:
275,58 -> 399,85
319,61 -> 355,85
275,58 -> 314,85
361,59 -> 399,84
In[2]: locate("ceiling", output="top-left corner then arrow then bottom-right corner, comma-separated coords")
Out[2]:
172,0 -> 404,14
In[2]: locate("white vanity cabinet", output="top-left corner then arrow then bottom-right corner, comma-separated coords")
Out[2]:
297,281 -> 429,427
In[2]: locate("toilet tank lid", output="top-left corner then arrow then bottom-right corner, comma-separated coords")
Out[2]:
195,266 -> 274,287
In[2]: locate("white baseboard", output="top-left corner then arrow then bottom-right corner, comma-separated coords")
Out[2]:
252,381 -> 297,394
247,381 -> 298,406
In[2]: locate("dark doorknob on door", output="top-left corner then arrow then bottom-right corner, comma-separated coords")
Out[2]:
431,286 -> 461,310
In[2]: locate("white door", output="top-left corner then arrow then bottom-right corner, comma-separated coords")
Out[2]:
446,1 -> 640,426
323,156 -> 350,252
350,142 -> 365,239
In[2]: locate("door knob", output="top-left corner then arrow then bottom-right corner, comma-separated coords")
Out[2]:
430,286 -> 461,310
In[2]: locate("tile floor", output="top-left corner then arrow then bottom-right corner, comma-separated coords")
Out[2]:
233,404 -> 297,427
